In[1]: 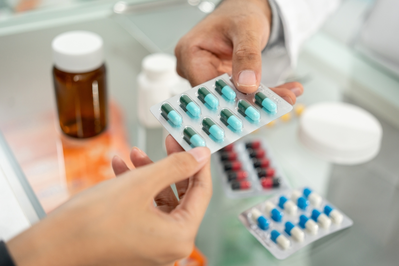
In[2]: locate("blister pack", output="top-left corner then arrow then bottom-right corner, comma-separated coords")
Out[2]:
212,138 -> 289,198
239,187 -> 353,260
150,74 -> 293,153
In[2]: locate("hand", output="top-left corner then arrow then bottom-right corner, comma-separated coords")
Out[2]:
175,0 -> 303,104
7,141 -> 212,266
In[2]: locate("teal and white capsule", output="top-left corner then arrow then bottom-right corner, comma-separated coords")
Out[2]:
255,92 -> 277,113
202,118 -> 224,141
161,103 -> 182,127
180,95 -> 200,118
183,127 -> 206,147
198,87 -> 218,110
220,109 -> 242,131
238,100 -> 260,122
215,80 -> 236,101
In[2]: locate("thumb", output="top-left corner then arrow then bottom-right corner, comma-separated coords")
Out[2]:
231,30 -> 265,94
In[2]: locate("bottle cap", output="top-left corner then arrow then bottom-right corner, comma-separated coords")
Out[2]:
142,53 -> 178,81
298,102 -> 382,165
52,31 -> 103,73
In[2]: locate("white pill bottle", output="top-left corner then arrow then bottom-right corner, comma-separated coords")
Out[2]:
137,53 -> 189,128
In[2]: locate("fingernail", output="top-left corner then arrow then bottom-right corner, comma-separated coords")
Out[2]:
237,70 -> 257,86
112,155 -> 123,163
291,87 -> 302,97
132,147 -> 146,158
188,147 -> 210,163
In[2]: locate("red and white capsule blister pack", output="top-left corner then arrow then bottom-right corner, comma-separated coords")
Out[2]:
212,138 -> 289,198
238,187 -> 353,260
150,73 -> 292,153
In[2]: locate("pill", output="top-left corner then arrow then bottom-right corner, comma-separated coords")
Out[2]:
280,112 -> 291,122
324,205 -> 343,225
294,103 -> 306,116
220,109 -> 242,131
251,208 -> 270,230
270,230 -> 290,250
238,100 -> 260,122
253,158 -> 270,168
220,152 -> 237,161
285,221 -> 304,242
261,177 -> 280,188
264,201 -> 283,222
180,95 -> 200,118
227,170 -> 247,181
245,140 -> 261,149
224,161 -> 242,171
255,92 -> 277,113
278,196 -> 298,215
231,180 -> 251,190
303,187 -> 322,207
291,190 -> 309,210
256,167 -> 275,178
221,144 -> 234,152
161,103 -> 182,127
311,209 -> 331,229
215,80 -> 236,101
202,118 -> 224,141
249,149 -> 266,159
299,214 -> 319,235
183,127 -> 205,147
198,87 -> 218,109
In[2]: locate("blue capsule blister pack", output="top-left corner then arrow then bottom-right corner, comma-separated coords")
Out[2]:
238,187 -> 353,260
150,73 -> 293,153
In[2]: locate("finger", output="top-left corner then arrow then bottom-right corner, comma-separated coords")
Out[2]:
270,87 -> 296,105
171,158 -> 212,226
165,135 -> 189,200
112,156 -> 130,176
275,81 -> 304,97
130,147 -> 210,199
130,146 -> 179,211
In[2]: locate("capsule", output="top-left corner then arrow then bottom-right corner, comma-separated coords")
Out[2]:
270,230 -> 290,250
311,209 -> 331,229
248,149 -> 265,159
255,92 -> 277,113
231,180 -> 251,190
198,87 -> 219,109
291,190 -> 309,210
202,118 -> 224,141
238,100 -> 260,122
284,221 -> 304,242
180,95 -> 200,118
227,170 -> 247,181
183,127 -> 206,147
245,140 -> 261,149
220,109 -> 242,131
261,177 -> 280,188
221,144 -> 234,152
215,80 -> 236,101
278,196 -> 298,215
251,208 -> 270,230
224,161 -> 241,171
161,103 -> 182,127
324,205 -> 343,225
253,158 -> 270,168
303,187 -> 322,207
220,152 -> 237,161
264,201 -> 283,222
256,167 -> 275,178
298,214 -> 319,235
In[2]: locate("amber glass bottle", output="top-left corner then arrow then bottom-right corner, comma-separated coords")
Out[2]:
52,31 -> 108,138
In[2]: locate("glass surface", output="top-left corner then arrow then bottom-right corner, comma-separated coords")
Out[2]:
0,0 -> 398,265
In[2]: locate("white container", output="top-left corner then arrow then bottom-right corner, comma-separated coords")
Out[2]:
137,53 -> 189,128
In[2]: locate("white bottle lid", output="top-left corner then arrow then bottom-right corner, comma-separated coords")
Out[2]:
142,53 -> 178,81
52,31 -> 104,73
298,102 -> 382,165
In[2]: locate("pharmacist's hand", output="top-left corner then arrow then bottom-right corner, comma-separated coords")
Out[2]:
112,135 -> 190,213
175,0 -> 303,104
7,146 -> 211,266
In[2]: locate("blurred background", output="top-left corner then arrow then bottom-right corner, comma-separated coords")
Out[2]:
0,0 -> 398,265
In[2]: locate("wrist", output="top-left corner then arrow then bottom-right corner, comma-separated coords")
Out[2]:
221,0 -> 272,26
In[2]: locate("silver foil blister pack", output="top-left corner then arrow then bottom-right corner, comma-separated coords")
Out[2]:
239,187 -> 353,260
150,73 -> 293,153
